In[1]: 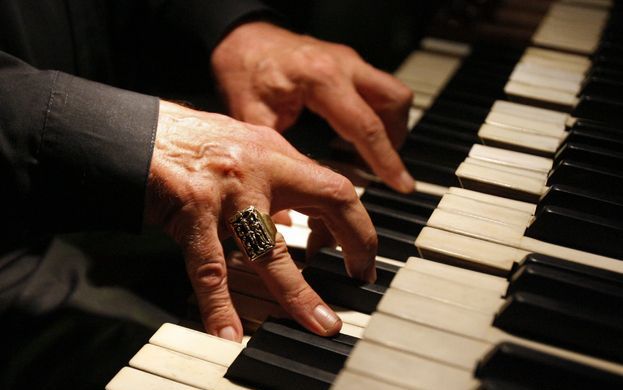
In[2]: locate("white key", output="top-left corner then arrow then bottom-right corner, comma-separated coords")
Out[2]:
514,62 -> 585,83
150,323 -> 244,367
415,226 -> 526,274
231,291 -> 287,325
504,80 -> 579,109
438,193 -> 534,227
407,107 -> 424,130
390,268 -> 504,314
363,312 -> 491,370
340,322 -> 365,339
419,37 -> 471,57
447,187 -> 537,214
378,288 -> 623,375
510,65 -> 581,94
490,99 -> 570,127
456,161 -> 546,201
464,157 -> 548,182
228,267 -> 274,302
394,52 -> 461,87
345,340 -> 477,389
277,224 -> 310,249
469,144 -> 553,173
404,257 -> 508,293
478,123 -> 561,155
106,367 -> 201,390
130,344 -> 230,390
522,47 -> 591,72
485,111 -> 567,139
426,209 -> 623,273
332,369 -> 409,390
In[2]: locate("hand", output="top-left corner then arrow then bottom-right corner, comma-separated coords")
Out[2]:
211,22 -> 415,193
145,101 -> 377,341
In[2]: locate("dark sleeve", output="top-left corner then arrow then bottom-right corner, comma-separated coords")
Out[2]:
155,0 -> 280,52
0,51 -> 158,235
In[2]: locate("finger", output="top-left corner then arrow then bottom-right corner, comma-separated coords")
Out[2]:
306,215 -> 336,259
353,63 -> 413,149
183,225 -> 243,342
272,209 -> 293,226
248,233 -> 343,336
269,157 -> 377,282
306,82 -> 415,193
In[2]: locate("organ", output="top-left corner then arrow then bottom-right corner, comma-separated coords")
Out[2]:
107,0 -> 623,388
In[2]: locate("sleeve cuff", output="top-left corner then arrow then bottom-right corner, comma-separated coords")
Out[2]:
33,72 -> 159,233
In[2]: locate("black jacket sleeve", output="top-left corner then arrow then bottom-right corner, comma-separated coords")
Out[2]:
0,52 -> 158,235
156,0 -> 277,52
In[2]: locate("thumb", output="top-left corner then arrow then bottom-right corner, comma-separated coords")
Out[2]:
184,228 -> 243,342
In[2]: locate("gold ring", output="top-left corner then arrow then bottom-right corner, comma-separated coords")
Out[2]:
228,206 -> 277,261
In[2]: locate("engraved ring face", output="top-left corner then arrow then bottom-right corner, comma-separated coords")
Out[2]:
228,206 -> 277,261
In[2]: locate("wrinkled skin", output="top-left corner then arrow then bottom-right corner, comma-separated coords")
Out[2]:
211,22 -> 416,193
146,101 -> 377,341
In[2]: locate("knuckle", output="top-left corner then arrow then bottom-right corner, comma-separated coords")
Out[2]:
282,284 -> 316,310
192,260 -> 227,291
303,52 -> 341,83
358,117 -> 384,144
325,174 -> 357,205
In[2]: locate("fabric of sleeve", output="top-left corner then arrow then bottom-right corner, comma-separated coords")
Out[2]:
156,0 -> 281,53
0,51 -> 159,235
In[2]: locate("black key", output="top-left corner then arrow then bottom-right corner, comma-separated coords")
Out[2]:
439,88 -> 499,108
563,129 -> 623,157
553,142 -> 623,172
524,205 -> 623,259
225,347 -> 334,390
538,184 -> 623,222
512,253 -> 623,288
586,67 -> 623,84
423,111 -> 482,132
402,155 -> 461,187
308,248 -> 398,288
363,201 -> 428,236
507,263 -> 623,312
376,227 -> 419,262
411,121 -> 480,143
572,95 -> 623,128
579,75 -> 623,102
547,159 -> 623,197
366,182 -> 441,204
247,319 -> 353,374
572,118 -> 623,137
360,186 -> 437,217
428,99 -> 491,124
493,292 -> 623,362
402,133 -> 471,166
476,342 -> 623,390
303,265 -> 386,314
477,379 -> 533,390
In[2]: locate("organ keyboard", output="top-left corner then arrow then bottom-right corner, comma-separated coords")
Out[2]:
107,0 -> 623,388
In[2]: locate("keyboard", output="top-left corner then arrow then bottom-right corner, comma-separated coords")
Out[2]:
107,1 -> 623,388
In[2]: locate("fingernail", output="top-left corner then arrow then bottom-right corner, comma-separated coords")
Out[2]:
313,304 -> 340,332
398,171 -> 415,193
218,326 -> 237,341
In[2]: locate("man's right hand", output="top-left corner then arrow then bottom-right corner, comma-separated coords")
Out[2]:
144,101 -> 377,342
